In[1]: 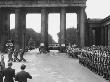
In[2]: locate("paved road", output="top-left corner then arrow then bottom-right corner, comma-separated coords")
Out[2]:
2,49 -> 108,82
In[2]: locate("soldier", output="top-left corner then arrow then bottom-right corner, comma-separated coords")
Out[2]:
13,49 -> 20,62
19,49 -> 26,62
7,48 -> 13,62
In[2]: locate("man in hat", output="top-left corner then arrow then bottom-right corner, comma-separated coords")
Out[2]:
15,64 -> 32,82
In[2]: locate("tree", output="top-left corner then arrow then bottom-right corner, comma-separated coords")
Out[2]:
57,27 -> 78,45
10,28 -> 55,48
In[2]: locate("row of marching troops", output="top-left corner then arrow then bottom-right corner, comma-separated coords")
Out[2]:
5,40 -> 26,62
79,46 -> 110,80
66,45 -> 110,80
66,44 -> 81,58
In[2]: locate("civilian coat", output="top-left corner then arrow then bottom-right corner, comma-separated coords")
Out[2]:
15,70 -> 32,82
3,67 -> 15,82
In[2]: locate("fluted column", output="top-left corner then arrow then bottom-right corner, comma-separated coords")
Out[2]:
78,7 -> 86,47
105,27 -> 108,46
0,8 -> 10,52
0,9 -> 4,51
89,27 -> 93,46
41,8 -> 48,51
101,27 -> 104,46
60,8 -> 66,45
15,8 -> 26,50
108,26 -> 110,46
77,11 -> 80,47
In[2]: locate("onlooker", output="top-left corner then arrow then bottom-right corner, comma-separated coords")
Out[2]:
1,54 -> 5,69
15,64 -> 32,82
0,62 -> 3,82
3,62 -> 15,82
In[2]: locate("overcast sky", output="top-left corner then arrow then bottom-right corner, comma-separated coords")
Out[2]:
10,0 -> 110,42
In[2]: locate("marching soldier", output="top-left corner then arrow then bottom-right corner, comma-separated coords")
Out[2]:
77,45 -> 110,80
19,49 -> 26,62
13,49 -> 20,62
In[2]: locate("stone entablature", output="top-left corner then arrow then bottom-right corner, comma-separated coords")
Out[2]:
87,15 -> 110,28
87,19 -> 102,28
102,15 -> 110,26
0,0 -> 86,7
87,16 -> 110,46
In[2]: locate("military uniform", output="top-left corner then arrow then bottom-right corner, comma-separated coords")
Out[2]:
19,49 -> 26,62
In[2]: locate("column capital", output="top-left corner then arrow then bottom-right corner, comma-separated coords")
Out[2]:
61,7 -> 66,12
41,7 -> 49,13
15,8 -> 27,14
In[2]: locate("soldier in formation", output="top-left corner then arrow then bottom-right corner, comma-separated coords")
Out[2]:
78,45 -> 110,80
66,44 -> 81,58
19,49 -> 26,62
13,49 -> 20,62
66,45 -> 110,80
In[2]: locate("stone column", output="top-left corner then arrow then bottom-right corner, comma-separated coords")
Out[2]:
101,27 -> 105,46
77,12 -> 80,47
41,8 -> 48,51
78,7 -> 86,47
3,10 -> 10,41
89,27 -> 93,46
92,29 -> 96,45
60,8 -> 66,45
0,9 -> 4,51
108,26 -> 110,46
105,27 -> 108,46
0,8 -> 10,52
15,8 -> 26,50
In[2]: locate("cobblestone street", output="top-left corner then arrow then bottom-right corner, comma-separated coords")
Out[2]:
2,49 -> 108,82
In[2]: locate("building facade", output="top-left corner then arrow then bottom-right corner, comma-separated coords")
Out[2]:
0,0 -> 87,51
87,16 -> 110,46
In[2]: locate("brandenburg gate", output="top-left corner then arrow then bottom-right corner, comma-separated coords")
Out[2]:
0,0 -> 87,51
